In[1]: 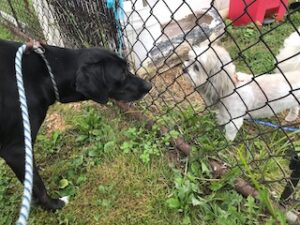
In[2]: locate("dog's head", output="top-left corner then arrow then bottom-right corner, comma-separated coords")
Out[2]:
183,43 -> 235,85
182,42 -> 236,104
76,48 -> 152,104
183,44 -> 212,87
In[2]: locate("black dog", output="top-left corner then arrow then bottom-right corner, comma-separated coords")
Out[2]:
0,39 -> 151,210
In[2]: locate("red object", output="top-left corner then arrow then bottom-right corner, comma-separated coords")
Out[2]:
228,0 -> 288,26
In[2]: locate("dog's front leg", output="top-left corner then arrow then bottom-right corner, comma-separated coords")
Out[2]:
0,143 -> 66,211
285,106 -> 299,122
216,111 -> 229,125
224,118 -> 244,141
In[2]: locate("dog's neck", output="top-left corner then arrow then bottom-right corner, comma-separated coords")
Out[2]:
199,72 -> 235,106
43,47 -> 86,104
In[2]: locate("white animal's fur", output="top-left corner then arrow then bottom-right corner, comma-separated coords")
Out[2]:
275,27 -> 300,73
183,42 -> 300,141
212,0 -> 229,11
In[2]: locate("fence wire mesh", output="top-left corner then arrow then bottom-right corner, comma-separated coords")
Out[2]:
1,0 -> 300,218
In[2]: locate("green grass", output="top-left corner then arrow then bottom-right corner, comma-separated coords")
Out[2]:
1,5 -> 300,225
224,9 -> 300,74
0,102 -> 182,225
1,102 -> 283,225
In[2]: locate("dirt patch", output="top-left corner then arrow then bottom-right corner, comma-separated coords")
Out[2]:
44,112 -> 68,135
66,102 -> 82,111
141,65 -> 204,115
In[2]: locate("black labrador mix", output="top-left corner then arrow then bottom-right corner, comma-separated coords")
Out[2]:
0,39 -> 151,210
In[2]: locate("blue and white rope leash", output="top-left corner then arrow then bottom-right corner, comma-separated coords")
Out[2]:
248,119 -> 300,132
15,44 -> 33,225
15,41 -> 59,225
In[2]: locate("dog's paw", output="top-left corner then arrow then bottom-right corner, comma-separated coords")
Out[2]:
60,196 -> 70,205
285,114 -> 298,122
36,197 -> 66,211
285,107 -> 299,122
225,132 -> 236,141
47,198 -> 66,211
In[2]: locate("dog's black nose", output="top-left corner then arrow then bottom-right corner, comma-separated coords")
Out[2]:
143,81 -> 152,92
182,67 -> 188,74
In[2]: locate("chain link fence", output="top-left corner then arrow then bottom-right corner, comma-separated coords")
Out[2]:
1,0 -> 300,220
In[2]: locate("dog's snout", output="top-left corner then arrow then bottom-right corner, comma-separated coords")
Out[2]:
182,61 -> 189,74
143,81 -> 152,92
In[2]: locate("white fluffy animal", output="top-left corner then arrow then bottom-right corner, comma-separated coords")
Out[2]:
183,42 -> 300,141
275,27 -> 300,73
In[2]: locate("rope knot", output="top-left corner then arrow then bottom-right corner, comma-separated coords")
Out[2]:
25,39 -> 45,55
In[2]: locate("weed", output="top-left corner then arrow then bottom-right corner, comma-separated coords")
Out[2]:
36,130 -> 65,154
120,124 -> 175,164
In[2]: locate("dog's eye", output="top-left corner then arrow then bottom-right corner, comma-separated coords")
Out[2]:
194,64 -> 200,72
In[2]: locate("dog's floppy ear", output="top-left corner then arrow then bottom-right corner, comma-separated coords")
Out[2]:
76,60 -> 109,104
